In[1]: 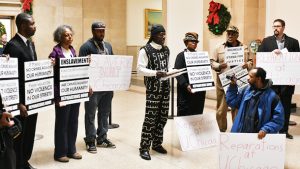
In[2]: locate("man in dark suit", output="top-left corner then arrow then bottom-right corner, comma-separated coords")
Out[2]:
3,13 -> 37,169
258,19 -> 300,139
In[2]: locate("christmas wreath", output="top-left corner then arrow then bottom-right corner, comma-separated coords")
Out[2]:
21,0 -> 33,15
206,0 -> 231,35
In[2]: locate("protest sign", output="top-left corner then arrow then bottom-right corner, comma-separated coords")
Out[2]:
219,133 -> 285,169
89,55 -> 133,91
185,52 -> 215,92
224,46 -> 244,66
256,52 -> 300,85
174,114 -> 220,151
24,60 -> 54,114
59,57 -> 89,105
0,58 -> 19,115
218,65 -> 248,92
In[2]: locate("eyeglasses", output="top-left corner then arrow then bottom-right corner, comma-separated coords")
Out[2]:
272,25 -> 282,28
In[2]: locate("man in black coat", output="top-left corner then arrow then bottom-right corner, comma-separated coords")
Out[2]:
258,19 -> 300,139
3,13 -> 37,169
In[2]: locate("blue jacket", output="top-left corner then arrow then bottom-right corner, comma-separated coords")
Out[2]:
226,80 -> 284,133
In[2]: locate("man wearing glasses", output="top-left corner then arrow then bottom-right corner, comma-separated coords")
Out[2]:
258,19 -> 300,139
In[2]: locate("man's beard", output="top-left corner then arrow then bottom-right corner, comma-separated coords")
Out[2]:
274,30 -> 279,36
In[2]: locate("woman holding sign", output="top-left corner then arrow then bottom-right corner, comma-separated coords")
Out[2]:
49,25 -> 82,162
174,32 -> 206,116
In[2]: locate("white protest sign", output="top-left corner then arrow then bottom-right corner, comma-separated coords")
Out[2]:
25,78 -> 54,105
89,55 -> 133,91
0,57 -> 19,115
60,79 -> 89,96
0,80 -> 20,115
218,65 -> 248,93
225,46 -> 244,66
185,52 -> 215,92
0,57 -> 18,78
256,52 -> 300,85
219,133 -> 285,169
174,114 -> 220,151
24,60 -> 53,81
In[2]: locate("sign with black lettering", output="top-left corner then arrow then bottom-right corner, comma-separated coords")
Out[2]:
24,60 -> 53,81
225,46 -> 244,66
218,65 -> 248,92
0,58 -> 19,115
59,57 -> 89,105
89,55 -> 133,91
185,52 -> 215,92
174,114 -> 219,151
219,133 -> 285,169
24,60 -> 54,115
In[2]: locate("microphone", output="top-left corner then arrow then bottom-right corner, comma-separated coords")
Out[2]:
225,74 -> 247,85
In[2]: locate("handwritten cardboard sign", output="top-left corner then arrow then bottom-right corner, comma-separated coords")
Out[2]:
185,52 -> 215,92
174,114 -> 220,151
89,55 -> 133,91
219,133 -> 285,169
256,52 -> 300,85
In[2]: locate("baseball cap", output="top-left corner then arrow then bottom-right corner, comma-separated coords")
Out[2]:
91,21 -> 106,30
226,26 -> 239,33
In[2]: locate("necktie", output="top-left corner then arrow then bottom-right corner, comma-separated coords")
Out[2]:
26,40 -> 35,61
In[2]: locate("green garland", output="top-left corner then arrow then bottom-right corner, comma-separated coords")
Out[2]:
208,4 -> 231,35
0,22 -> 6,36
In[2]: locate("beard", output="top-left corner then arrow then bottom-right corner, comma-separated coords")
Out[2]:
274,30 -> 279,36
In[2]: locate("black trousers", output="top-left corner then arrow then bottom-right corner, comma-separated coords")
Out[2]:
140,87 -> 170,151
279,94 -> 292,133
0,130 -> 16,169
54,103 -> 80,158
14,113 -> 37,168
177,86 -> 206,116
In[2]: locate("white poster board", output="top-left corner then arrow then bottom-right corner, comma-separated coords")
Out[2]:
218,65 -> 248,92
174,114 -> 220,151
256,52 -> 300,85
59,57 -> 89,105
0,58 -> 19,115
24,60 -> 54,115
185,52 -> 215,92
224,46 -> 244,66
89,55 -> 133,91
219,133 -> 285,169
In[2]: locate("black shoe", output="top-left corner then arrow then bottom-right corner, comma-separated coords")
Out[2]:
25,163 -> 37,169
86,142 -> 97,153
152,145 -> 167,154
286,133 -> 293,139
140,150 -> 151,160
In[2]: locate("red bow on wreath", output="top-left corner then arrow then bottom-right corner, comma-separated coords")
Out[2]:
22,0 -> 33,11
206,0 -> 221,25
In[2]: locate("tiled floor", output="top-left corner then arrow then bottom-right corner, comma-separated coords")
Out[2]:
29,83 -> 300,169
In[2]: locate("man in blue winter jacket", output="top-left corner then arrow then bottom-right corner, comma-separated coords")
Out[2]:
226,67 -> 284,139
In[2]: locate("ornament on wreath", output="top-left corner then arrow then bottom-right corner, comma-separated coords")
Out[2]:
206,0 -> 231,35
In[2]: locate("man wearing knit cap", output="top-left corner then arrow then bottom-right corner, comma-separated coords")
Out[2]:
137,24 -> 170,160
174,32 -> 206,116
210,25 -> 253,132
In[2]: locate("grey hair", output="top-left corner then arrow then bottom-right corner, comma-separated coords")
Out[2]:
53,25 -> 74,43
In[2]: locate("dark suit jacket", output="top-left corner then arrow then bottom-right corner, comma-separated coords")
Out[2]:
258,34 -> 300,96
3,34 -> 37,104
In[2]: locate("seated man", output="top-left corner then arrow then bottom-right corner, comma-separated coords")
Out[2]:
226,67 -> 284,139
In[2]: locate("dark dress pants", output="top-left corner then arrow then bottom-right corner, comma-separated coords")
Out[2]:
0,130 -> 16,169
14,113 -> 37,169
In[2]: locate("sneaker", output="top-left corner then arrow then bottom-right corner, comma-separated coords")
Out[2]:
86,142 -> 97,153
97,139 -> 116,148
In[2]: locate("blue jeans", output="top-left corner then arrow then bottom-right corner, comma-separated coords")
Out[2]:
84,91 -> 113,143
